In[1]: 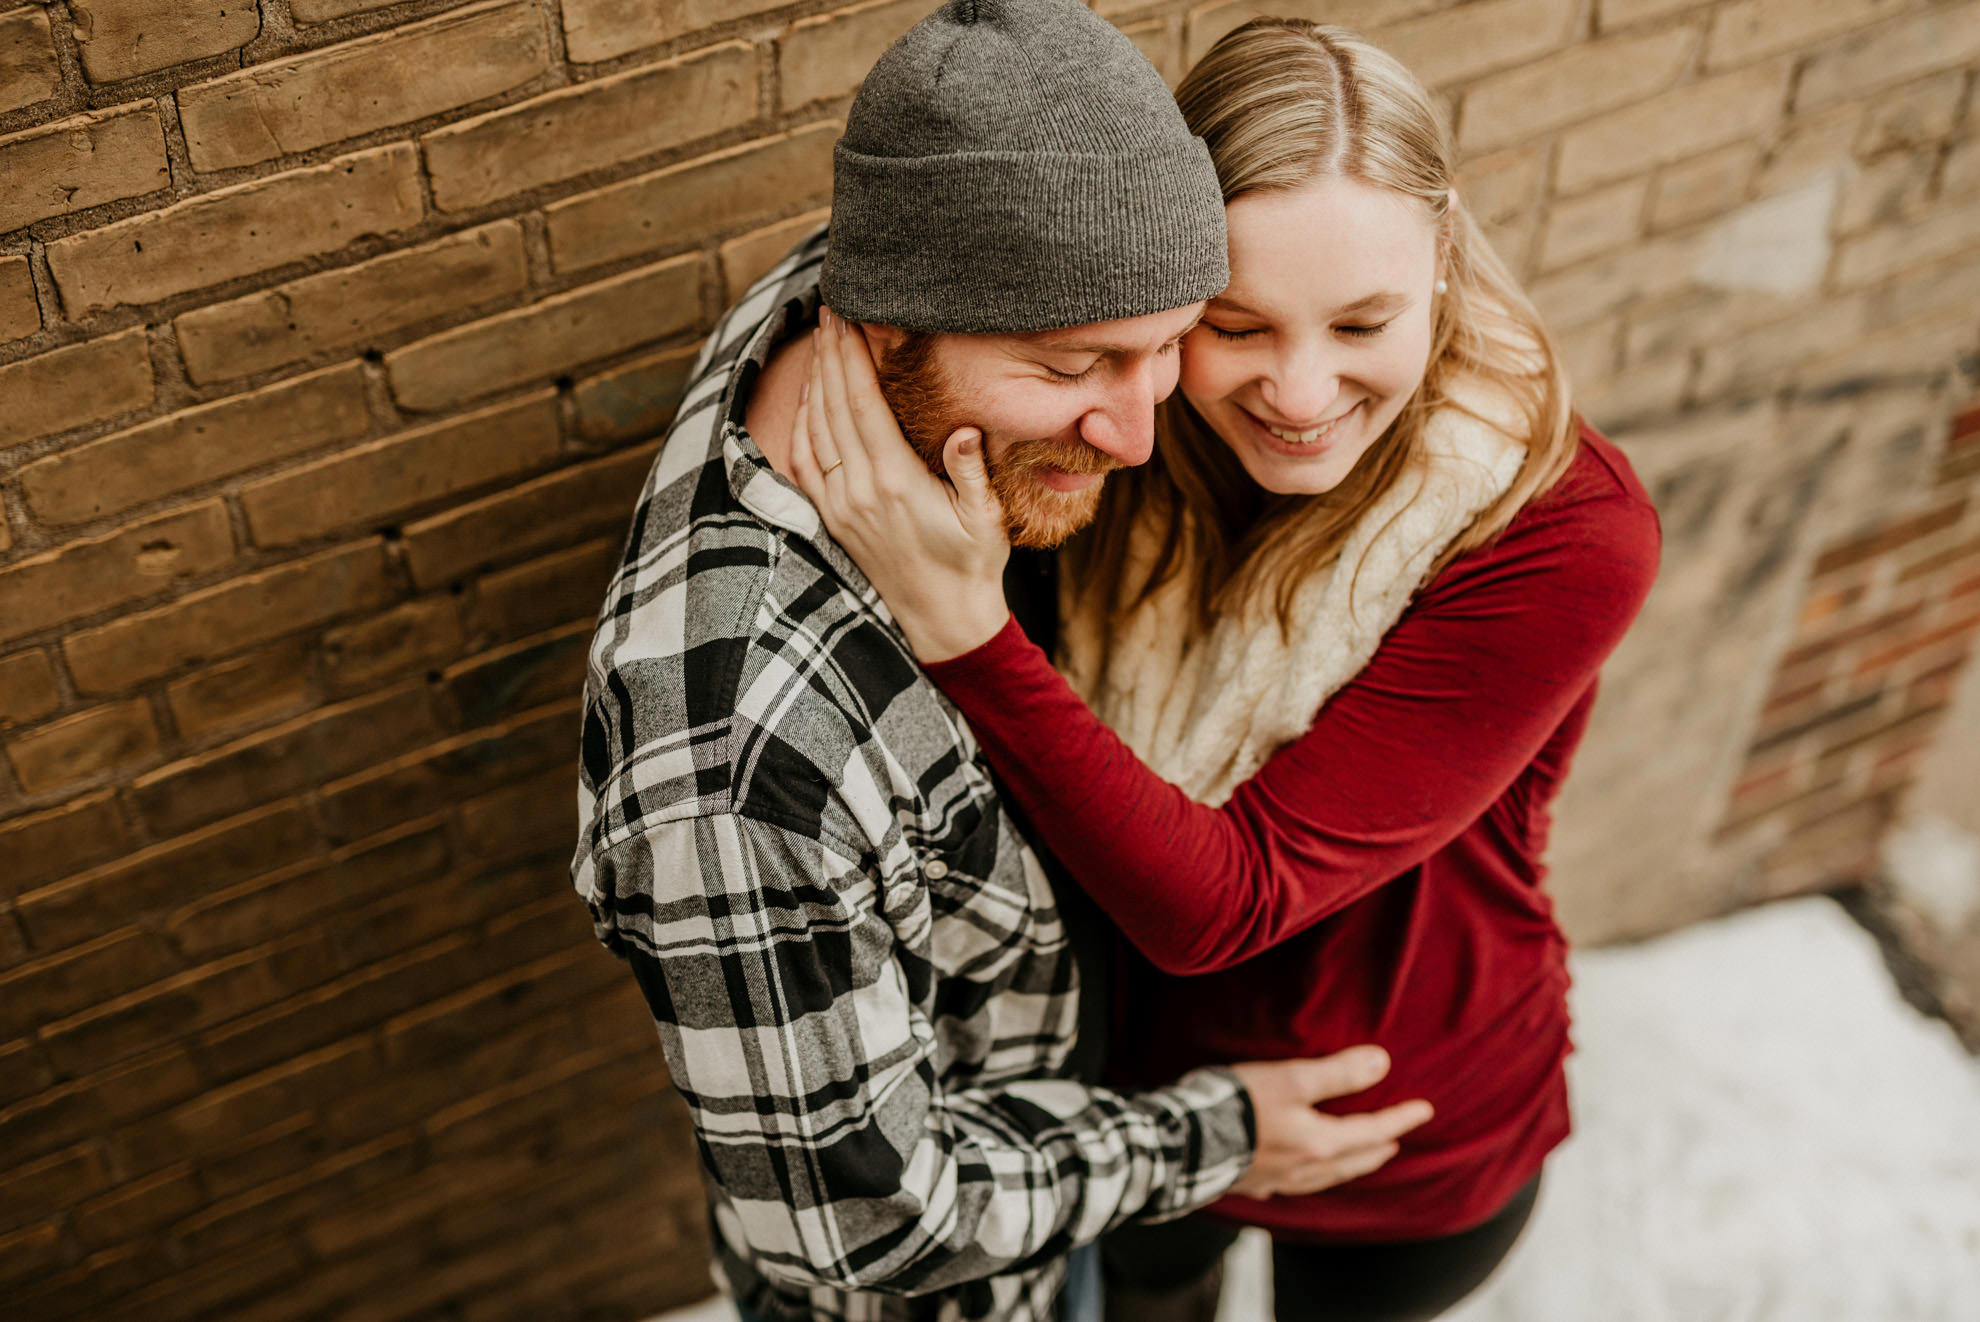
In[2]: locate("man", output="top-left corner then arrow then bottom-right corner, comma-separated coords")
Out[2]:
571,4 -> 1423,1319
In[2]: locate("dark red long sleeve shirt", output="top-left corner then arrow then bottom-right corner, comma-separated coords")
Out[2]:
923,426 -> 1661,1241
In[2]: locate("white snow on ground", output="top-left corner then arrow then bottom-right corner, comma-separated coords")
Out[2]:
653,897 -> 1980,1322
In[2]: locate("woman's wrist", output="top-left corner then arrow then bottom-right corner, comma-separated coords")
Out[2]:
898,595 -> 1013,663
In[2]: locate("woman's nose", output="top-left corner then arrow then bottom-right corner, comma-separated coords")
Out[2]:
1260,342 -> 1343,426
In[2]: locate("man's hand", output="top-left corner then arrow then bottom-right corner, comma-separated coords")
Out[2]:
1226,1046 -> 1433,1199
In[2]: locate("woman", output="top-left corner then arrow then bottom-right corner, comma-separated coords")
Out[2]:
788,19 -> 1661,1322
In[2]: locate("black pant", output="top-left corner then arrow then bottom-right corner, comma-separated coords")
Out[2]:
1101,1175 -> 1541,1322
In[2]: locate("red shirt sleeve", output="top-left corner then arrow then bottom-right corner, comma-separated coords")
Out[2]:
925,469 -> 1661,977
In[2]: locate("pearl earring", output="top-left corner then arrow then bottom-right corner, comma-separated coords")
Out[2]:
1435,279 -> 1448,294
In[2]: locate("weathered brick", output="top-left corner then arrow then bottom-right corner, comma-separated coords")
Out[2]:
422,41 -> 756,212
1877,246 -> 1980,330
402,442 -> 657,588
0,1046 -> 202,1172
1376,0 -> 1578,88
0,8 -> 60,115
0,1220 -> 64,1288
0,789 -> 130,900
131,682 -> 440,837
0,327 -> 155,450
1856,71 -> 1965,157
0,1039 -> 55,1109
1528,228 -> 1707,329
0,926 -> 180,1039
1797,1 -> 1980,111
64,539 -> 394,693
174,220 -> 527,385
456,767 -> 577,864
317,702 -> 575,844
321,597 -> 465,696
1556,60 -> 1790,193
0,650 -> 60,728
45,144 -> 425,316
469,536 -> 620,646
545,122 -> 838,273
1833,192 -> 1980,287
1119,18 -> 1177,83
89,1236 -> 304,1322
179,2 -> 550,173
721,208 -> 829,304
70,0 -> 261,82
1651,143 -> 1758,230
1945,137 -> 1980,200
0,255 -> 41,343
1835,149 -> 1936,236
292,0 -> 395,19
1751,102 -> 1862,197
384,256 -> 700,411
5,696 -> 159,794
1182,0 -> 1440,66
0,102 -> 170,235
19,363 -> 369,526
571,343 -> 702,447
167,639 -> 312,741
243,391 -> 560,547
1539,177 -> 1648,271
1458,23 -> 1697,153
16,798 -> 317,949
562,0 -> 788,63
780,0 -> 947,107
1704,0 -> 1906,70
1695,297 -> 1874,399
166,821 -> 449,960
72,1163 -> 203,1248
1579,351 -> 1692,429
0,1141 -> 110,1236
176,1131 -> 421,1262
441,623 -> 589,729
0,501 -> 235,647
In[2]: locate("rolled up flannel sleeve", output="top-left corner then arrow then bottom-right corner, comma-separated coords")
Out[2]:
579,809 -> 1255,1296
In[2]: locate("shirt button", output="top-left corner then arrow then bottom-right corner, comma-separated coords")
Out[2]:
925,859 -> 950,880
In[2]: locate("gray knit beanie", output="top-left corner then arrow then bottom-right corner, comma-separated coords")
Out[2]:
820,0 -> 1228,334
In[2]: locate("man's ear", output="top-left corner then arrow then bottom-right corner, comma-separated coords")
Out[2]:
861,321 -> 905,363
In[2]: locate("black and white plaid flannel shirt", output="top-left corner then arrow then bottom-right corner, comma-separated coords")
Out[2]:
571,227 -> 1253,1322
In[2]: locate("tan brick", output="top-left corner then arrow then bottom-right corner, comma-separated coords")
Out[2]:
384,255 -> 701,412
14,798 -> 316,948
0,328 -> 154,449
1856,71 -> 1965,157
19,364 -> 369,527
72,1164 -> 202,1248
562,0 -> 789,64
6,697 -> 159,794
1877,246 -> 1980,329
1594,0 -> 1715,31
70,0 -> 260,82
0,502 -> 235,647
1795,1 -> 1980,112
721,208 -> 829,304
1456,142 -> 1544,232
1833,192 -> 1980,287
1459,24 -> 1697,153
1751,102 -> 1862,198
1705,0 -> 1907,71
422,41 -> 755,212
292,0 -> 395,20
0,927 -> 180,1041
546,122 -> 838,274
1375,0 -> 1578,89
0,102 -> 169,235
167,639 -> 312,740
242,391 -> 560,547
1529,228 -> 1707,329
1557,60 -> 1790,193
1183,0 -> 1440,66
1651,143 -> 1758,230
1120,18 -> 1177,84
441,622 -> 588,728
780,0 -> 946,108
571,343 -> 702,446
456,768 -> 577,864
132,682 -> 439,836
1172,0 -> 1441,65
1578,352 -> 1692,429
0,8 -> 59,116
0,255 -> 40,343
63,539 -> 394,694
174,221 -> 527,385
0,790 -> 130,900
179,2 -> 549,173
1946,137 -> 1980,200
1539,177 -> 1649,271
1694,296 -> 1874,398
320,598 -> 464,697
471,536 -> 619,643
0,1143 -> 111,1236
0,651 -> 60,728
402,442 -> 657,589
45,144 -> 425,317
1835,149 -> 1936,235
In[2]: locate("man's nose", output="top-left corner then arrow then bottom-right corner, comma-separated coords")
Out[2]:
1261,339 -> 1343,425
1076,358 -> 1162,467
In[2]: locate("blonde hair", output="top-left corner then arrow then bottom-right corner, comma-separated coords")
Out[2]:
1070,19 -> 1579,633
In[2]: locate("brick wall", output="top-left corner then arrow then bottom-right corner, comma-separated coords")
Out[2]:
1,2 -> 1976,1319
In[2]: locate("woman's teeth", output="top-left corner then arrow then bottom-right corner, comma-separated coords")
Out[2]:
1261,407 -> 1350,445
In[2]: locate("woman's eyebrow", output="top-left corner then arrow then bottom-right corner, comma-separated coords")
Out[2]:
1211,291 -> 1406,317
